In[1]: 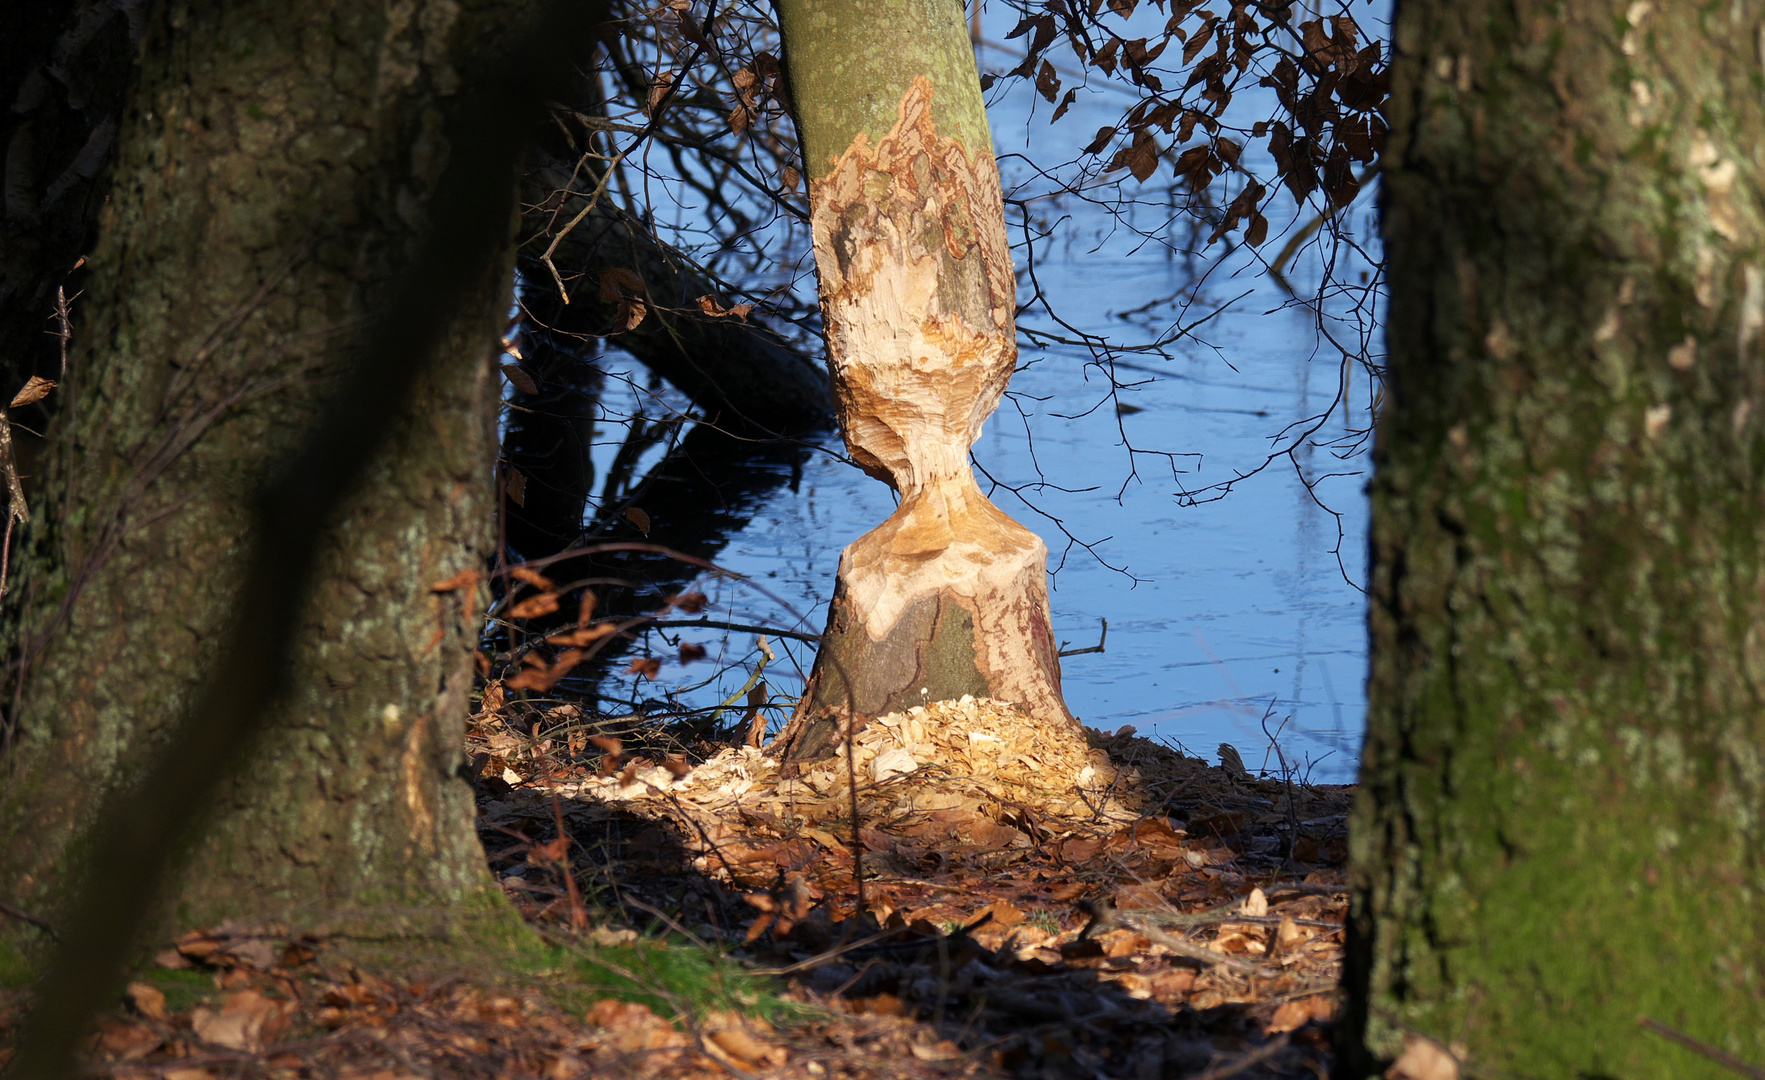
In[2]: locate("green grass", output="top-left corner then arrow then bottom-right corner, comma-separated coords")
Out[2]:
333,902 -> 807,1028
0,939 -> 38,989
140,968 -> 216,1013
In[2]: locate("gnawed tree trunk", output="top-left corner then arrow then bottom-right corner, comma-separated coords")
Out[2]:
1342,2 -> 1765,1075
772,1 -> 1074,763
0,0 -> 538,951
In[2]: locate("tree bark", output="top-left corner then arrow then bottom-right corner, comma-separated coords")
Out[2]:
1343,2 -> 1765,1075
772,0 -> 1074,763
0,0 -> 536,951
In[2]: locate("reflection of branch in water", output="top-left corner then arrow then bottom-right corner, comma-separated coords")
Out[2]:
492,420 -> 817,707
500,329 -> 601,562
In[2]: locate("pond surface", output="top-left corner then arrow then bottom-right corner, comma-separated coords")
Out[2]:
585,20 -> 1381,784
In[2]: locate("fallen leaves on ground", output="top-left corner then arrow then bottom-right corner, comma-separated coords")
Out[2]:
2,700 -> 1355,1080
465,696 -> 1353,1077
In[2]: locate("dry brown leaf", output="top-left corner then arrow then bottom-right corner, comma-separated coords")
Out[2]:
1108,930 -> 1151,958
508,592 -> 561,620
191,989 -> 286,1051
970,820 -> 1026,848
624,506 -> 651,535
707,1027 -> 785,1067
500,363 -> 538,395
1060,836 -> 1103,863
1265,993 -> 1335,1034
645,71 -> 676,115
503,466 -> 526,507
781,165 -> 800,192
510,566 -> 556,590
909,1037 -> 962,1062
678,641 -> 707,663
173,929 -> 224,962
626,656 -> 661,679
545,623 -> 617,647
1114,883 -> 1165,909
154,947 -> 192,970
126,981 -> 167,1021
10,376 -> 56,408
979,899 -> 1027,928
1385,1032 -> 1460,1080
430,569 -> 480,593
669,590 -> 708,613
1151,968 -> 1197,995
598,267 -> 644,301
504,649 -> 584,692
91,1014 -> 161,1060
1272,914 -> 1307,959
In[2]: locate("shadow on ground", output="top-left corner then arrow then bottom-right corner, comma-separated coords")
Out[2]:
473,723 -> 1353,1079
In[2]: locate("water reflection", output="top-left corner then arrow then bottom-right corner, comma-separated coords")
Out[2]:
552,16 -> 1378,782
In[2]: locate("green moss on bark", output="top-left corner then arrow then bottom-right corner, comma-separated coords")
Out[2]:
776,0 -> 992,176
1344,2 -> 1765,1076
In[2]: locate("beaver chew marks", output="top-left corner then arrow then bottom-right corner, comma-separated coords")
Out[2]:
780,77 -> 1076,764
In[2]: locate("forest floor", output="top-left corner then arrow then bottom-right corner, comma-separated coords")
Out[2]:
13,699 -> 1353,1080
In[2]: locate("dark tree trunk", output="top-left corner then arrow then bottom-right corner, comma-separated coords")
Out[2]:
0,0 -> 537,951
1343,2 -> 1765,1075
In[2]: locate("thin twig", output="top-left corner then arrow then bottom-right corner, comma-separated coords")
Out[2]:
1099,904 -> 1273,976
0,898 -> 58,938
1057,616 -> 1106,657
1640,1016 -> 1765,1079
551,795 -> 589,931
643,617 -> 819,643
1187,1033 -> 1292,1080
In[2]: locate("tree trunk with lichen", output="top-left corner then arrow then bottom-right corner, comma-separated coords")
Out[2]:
0,0 -> 534,959
1341,2 -> 1765,1076
772,0 -> 1075,763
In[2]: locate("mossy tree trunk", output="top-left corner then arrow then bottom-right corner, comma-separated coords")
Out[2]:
0,0 -> 540,952
772,0 -> 1075,763
1344,2 -> 1765,1075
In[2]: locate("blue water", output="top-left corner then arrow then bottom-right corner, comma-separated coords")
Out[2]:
580,8 -> 1383,783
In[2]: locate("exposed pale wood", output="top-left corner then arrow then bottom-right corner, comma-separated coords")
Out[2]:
780,77 -> 1074,760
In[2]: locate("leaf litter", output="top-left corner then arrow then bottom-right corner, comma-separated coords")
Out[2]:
5,697 -> 1353,1079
